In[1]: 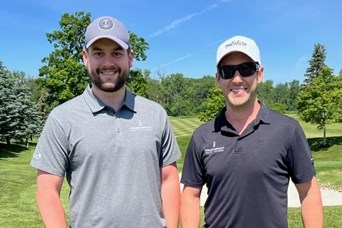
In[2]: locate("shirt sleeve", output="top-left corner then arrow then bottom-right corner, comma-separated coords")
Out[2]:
30,112 -> 69,177
180,132 -> 205,188
287,123 -> 316,184
160,114 -> 181,167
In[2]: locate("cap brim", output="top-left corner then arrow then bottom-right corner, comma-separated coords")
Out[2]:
86,36 -> 129,49
217,51 -> 259,66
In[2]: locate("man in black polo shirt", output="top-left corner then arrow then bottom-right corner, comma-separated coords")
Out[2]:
180,35 -> 323,227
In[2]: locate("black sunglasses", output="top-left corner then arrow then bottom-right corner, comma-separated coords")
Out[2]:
217,62 -> 259,79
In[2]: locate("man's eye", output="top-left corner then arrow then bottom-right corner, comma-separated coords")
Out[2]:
94,52 -> 103,56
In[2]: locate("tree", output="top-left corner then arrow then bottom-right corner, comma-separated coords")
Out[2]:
257,80 -> 275,107
10,71 -> 42,146
39,12 -> 91,113
39,12 -> 149,113
159,73 -> 194,116
191,76 -> 216,113
304,43 -> 326,85
287,80 -> 300,111
0,63 -> 41,145
198,87 -> 225,122
0,61 -> 15,144
273,83 -> 289,111
127,69 -> 150,98
298,67 -> 340,146
145,78 -> 163,104
335,76 -> 342,122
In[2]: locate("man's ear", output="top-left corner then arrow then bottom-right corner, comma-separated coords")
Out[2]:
82,48 -> 88,66
215,72 -> 222,88
128,50 -> 134,68
257,66 -> 264,84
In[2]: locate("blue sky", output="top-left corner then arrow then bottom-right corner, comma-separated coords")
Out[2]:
1,0 -> 341,84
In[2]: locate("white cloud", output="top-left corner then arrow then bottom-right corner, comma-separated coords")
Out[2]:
149,1 -> 232,38
152,53 -> 195,71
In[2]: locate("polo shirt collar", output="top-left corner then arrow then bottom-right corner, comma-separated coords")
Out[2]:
214,103 -> 271,133
82,85 -> 136,113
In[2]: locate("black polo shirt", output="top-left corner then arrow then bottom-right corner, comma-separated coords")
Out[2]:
181,105 -> 315,228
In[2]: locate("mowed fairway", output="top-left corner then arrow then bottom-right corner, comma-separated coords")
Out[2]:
169,116 -> 203,138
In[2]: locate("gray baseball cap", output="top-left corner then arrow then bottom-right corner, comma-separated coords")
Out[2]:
85,16 -> 130,49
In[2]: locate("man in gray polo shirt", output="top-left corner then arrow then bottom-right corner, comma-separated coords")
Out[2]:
31,16 -> 181,228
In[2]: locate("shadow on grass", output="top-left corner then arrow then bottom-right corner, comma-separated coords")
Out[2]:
0,141 -> 37,159
308,136 -> 342,152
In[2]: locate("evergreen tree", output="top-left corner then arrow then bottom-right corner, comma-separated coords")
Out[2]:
0,61 -> 16,144
0,62 -> 42,145
304,43 -> 326,85
11,71 -> 42,146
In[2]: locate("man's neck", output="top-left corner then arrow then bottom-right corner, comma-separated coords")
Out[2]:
225,100 -> 260,134
91,84 -> 126,111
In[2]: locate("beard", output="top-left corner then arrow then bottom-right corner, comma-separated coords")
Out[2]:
89,66 -> 130,93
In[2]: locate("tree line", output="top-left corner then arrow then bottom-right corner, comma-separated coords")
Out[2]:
1,12 -> 341,146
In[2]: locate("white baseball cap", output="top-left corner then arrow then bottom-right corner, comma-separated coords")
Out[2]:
85,16 -> 130,49
216,35 -> 261,66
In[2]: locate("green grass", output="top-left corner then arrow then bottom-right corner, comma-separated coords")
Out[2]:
0,114 -> 341,227
0,143 -> 44,227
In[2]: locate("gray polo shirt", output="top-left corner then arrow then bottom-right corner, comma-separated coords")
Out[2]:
31,85 -> 181,228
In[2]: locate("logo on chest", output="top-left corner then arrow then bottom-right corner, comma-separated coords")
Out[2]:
204,141 -> 225,155
129,120 -> 152,132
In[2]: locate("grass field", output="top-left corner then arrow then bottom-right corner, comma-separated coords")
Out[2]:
0,114 -> 341,227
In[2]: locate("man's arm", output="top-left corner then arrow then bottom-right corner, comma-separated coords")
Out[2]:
180,185 -> 202,228
295,176 -> 323,228
36,169 -> 67,228
161,162 -> 180,228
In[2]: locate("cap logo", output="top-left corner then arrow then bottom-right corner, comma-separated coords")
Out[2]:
225,40 -> 247,48
99,18 -> 113,30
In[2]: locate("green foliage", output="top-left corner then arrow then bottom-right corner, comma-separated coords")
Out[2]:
298,67 -> 340,130
191,76 -> 216,113
287,80 -> 301,111
160,73 -> 195,116
39,12 -> 91,111
257,80 -> 275,107
0,62 -> 15,144
10,71 -> 42,143
198,87 -> 225,122
145,78 -> 163,104
127,69 -> 150,97
255,79 -> 301,112
0,62 -> 41,145
129,32 -> 149,61
268,102 -> 286,113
